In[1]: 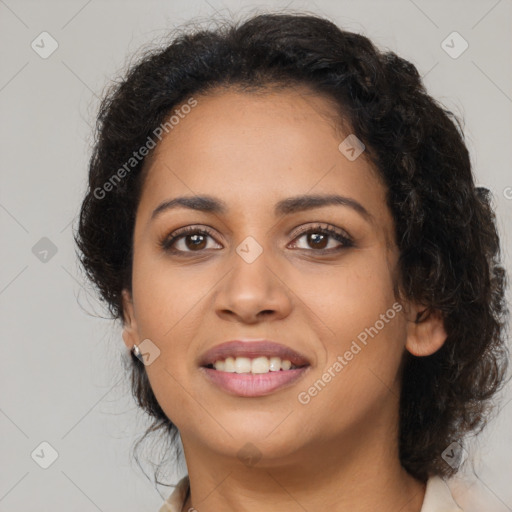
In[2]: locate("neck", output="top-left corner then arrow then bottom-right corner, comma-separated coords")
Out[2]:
179,426 -> 426,511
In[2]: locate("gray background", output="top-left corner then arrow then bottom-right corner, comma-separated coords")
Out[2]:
1,0 -> 511,510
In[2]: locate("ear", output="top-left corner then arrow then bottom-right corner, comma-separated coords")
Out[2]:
121,289 -> 139,351
404,303 -> 447,357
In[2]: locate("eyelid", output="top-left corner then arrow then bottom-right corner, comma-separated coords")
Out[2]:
160,222 -> 354,253
287,222 -> 354,250
159,225 -> 220,252
289,222 -> 352,242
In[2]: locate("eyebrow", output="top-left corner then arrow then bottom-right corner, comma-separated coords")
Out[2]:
151,193 -> 373,222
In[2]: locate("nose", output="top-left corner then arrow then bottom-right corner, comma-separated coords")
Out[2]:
213,247 -> 293,324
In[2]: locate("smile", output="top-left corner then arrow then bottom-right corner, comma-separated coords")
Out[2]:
198,339 -> 311,397
206,355 -> 304,373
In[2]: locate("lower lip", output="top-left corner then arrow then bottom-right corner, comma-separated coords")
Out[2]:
200,367 -> 310,397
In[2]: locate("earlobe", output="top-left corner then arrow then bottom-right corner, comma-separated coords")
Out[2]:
121,289 -> 139,351
405,305 -> 448,357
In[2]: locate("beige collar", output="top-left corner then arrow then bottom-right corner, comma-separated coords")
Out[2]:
420,476 -> 463,512
159,474 -> 464,512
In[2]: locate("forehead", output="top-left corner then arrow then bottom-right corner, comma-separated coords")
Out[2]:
146,85 -> 347,169
137,87 -> 392,239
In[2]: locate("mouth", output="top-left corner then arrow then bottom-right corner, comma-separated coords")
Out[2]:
204,356 -> 306,373
198,340 -> 311,397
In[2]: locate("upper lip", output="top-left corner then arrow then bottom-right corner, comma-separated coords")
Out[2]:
198,340 -> 311,367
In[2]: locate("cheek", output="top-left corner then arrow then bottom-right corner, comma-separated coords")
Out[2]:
131,253 -> 209,338
130,258 -> 203,425
128,256 -> 206,395
296,258 -> 400,335
296,256 -> 405,381
294,267 -> 405,437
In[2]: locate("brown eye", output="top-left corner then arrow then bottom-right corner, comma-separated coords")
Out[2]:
306,232 -> 329,249
290,224 -> 353,252
184,233 -> 208,250
160,226 -> 222,253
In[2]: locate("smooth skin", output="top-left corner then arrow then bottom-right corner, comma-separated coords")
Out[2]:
121,85 -> 447,512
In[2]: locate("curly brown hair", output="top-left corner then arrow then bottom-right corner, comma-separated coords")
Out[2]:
75,11 -> 509,485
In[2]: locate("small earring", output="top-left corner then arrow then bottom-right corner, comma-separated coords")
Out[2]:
131,344 -> 143,362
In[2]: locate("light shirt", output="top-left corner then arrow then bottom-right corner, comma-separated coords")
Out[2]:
158,474 -> 463,511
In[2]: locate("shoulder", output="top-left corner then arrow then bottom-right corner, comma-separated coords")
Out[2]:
158,476 -> 190,512
421,476 -> 464,512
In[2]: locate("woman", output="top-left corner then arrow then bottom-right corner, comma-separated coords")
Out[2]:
75,12 -> 509,512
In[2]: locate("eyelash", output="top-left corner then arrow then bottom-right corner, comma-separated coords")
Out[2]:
159,223 -> 354,255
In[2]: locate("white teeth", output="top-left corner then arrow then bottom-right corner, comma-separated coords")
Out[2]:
251,356 -> 270,374
210,356 -> 298,373
234,357 -> 252,374
281,359 -> 292,370
213,360 -> 225,371
269,357 -> 281,372
224,357 -> 236,372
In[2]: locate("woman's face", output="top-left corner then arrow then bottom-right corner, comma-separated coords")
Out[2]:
122,86 -> 437,466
